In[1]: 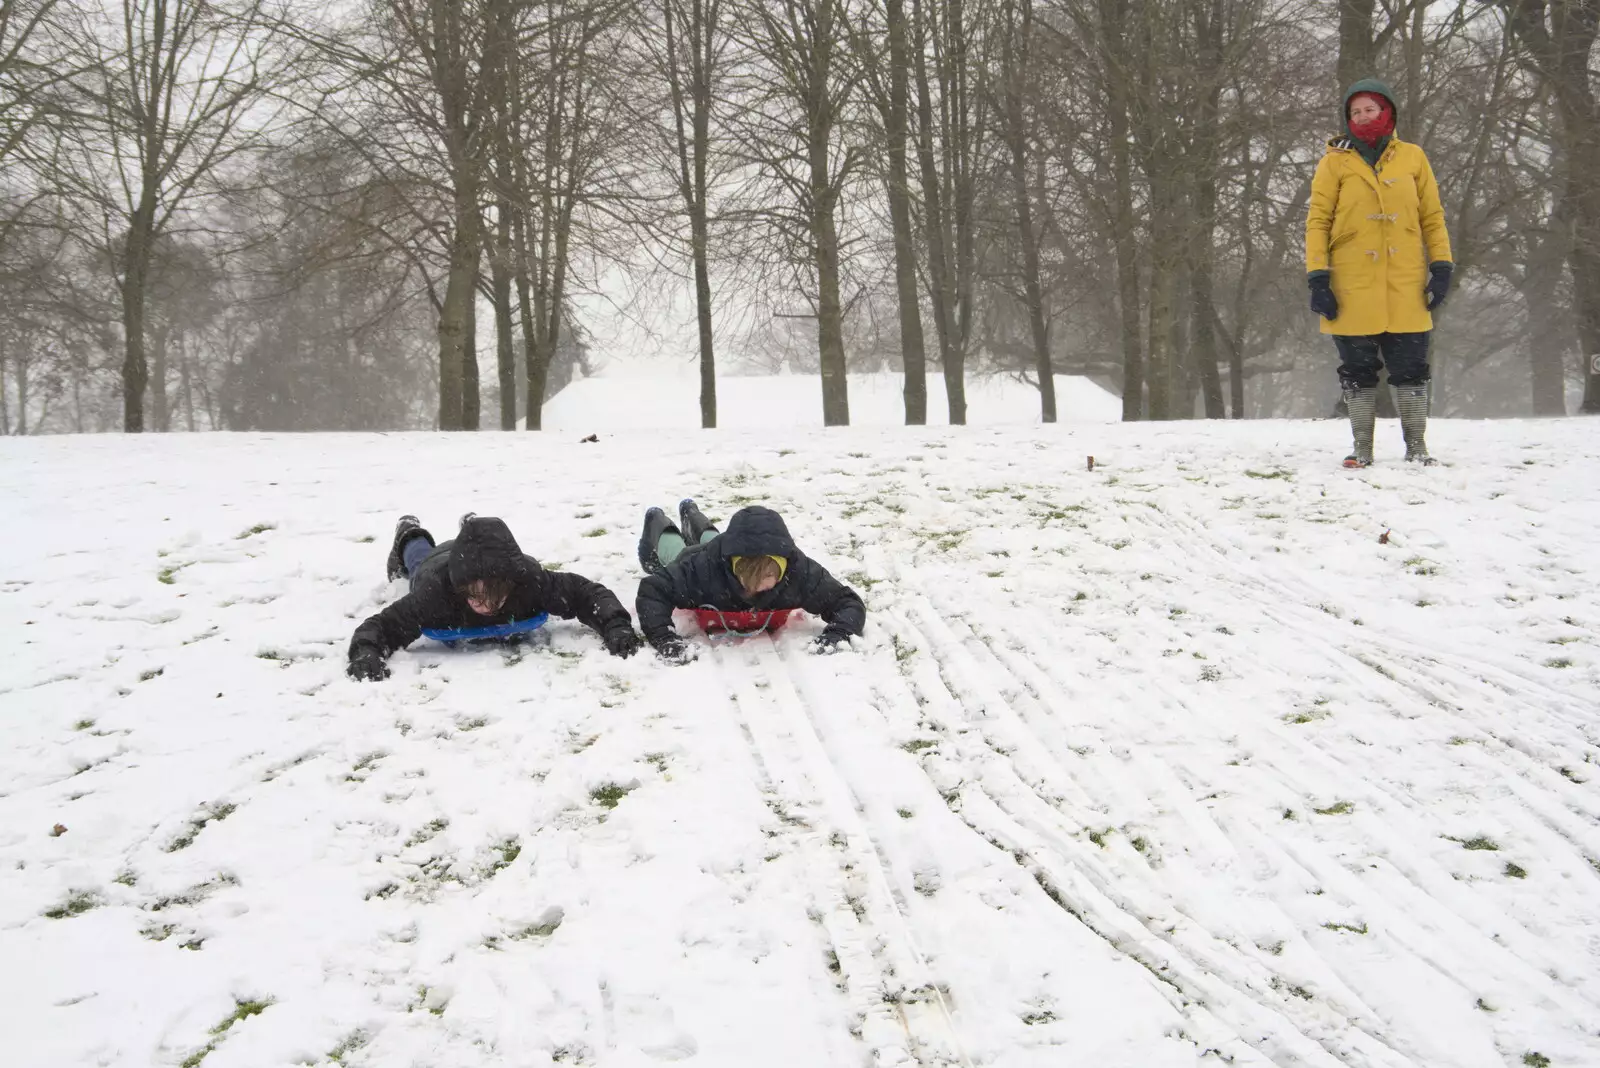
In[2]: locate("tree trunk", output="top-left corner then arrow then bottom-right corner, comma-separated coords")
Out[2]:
463,267 -> 481,430
1527,294 -> 1570,415
120,205 -> 155,432
180,344 -> 197,432
1145,175 -> 1177,421
1001,0 -> 1052,421
690,0 -> 718,429
1337,0 -> 1375,93
1191,250 -> 1225,417
1568,193 -> 1600,413
912,0 -> 960,423
1015,164 -> 1054,423
150,322 -> 170,432
811,119 -> 850,425
0,332 -> 10,435
488,0 -> 518,430
1561,107 -> 1600,413
1524,193 -> 1572,415
691,200 -> 717,428
438,189 -> 481,430
16,354 -> 27,435
815,214 -> 850,425
1191,0 -> 1226,418
1510,0 -> 1600,411
1228,326 -> 1245,418
1402,0 -> 1425,137
518,275 -> 546,428
547,210 -> 572,396
1101,0 -> 1143,421
664,0 -> 720,428
491,205 -> 517,430
946,0 -> 972,425
885,0 -> 926,424
515,209 -> 548,430
544,49 -> 589,422
526,35 -> 566,433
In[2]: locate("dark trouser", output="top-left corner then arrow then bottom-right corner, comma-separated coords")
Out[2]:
1334,332 -> 1431,389
402,535 -> 434,581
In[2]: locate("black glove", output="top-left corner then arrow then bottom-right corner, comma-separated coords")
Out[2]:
1424,261 -> 1453,311
810,630 -> 851,654
348,650 -> 390,682
602,620 -> 642,658
1307,271 -> 1338,321
653,635 -> 696,664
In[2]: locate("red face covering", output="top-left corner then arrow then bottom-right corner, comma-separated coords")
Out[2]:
1348,93 -> 1395,148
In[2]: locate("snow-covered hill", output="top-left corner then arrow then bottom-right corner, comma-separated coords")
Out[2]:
539,371 -> 1121,430
3,417 -> 1599,1068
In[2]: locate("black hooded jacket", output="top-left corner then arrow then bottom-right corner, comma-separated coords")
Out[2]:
636,506 -> 865,646
349,516 -> 631,663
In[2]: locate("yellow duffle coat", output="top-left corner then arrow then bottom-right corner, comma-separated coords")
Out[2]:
1304,136 -> 1453,336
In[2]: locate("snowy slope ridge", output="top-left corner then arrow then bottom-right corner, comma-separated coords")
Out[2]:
2,418 -> 1599,1068
538,371 -> 1121,430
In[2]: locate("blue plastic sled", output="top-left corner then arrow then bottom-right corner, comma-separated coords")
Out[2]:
421,613 -> 549,647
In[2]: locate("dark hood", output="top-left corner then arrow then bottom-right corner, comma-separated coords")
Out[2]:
1344,77 -> 1397,133
448,516 -> 533,587
715,506 -> 798,560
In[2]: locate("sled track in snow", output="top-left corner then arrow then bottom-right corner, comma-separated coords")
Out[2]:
1108,501 -> 1600,909
1116,498 -> 1600,750
866,578 -> 1424,1065
709,638 -> 974,1068
836,466 -> 1600,1065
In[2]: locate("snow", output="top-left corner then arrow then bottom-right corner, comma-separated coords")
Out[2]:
3,414 -> 1599,1068
539,371 -> 1122,430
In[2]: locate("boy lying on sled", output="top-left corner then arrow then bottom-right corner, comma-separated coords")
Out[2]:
348,513 -> 641,681
636,500 -> 865,663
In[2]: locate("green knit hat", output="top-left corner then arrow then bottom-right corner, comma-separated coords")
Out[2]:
1344,78 -> 1398,128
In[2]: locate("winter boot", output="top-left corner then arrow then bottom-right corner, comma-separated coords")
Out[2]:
386,515 -> 435,581
1342,385 -> 1377,468
1395,383 -> 1436,465
639,507 -> 683,575
679,498 -> 718,545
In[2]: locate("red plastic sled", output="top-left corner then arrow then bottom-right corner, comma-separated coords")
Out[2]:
692,608 -> 794,636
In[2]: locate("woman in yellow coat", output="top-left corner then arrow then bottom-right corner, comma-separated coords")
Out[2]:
1305,78 -> 1453,467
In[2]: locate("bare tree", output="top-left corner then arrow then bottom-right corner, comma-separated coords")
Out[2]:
987,0 -> 1054,419
60,0 -> 295,432
219,139 -> 440,430
1498,0 -> 1600,413
641,0 -> 727,427
846,0 -> 929,422
1,0 -> 73,244
725,0 -> 864,425
1336,0 -> 1423,94
395,0 -> 491,430
1184,0 -> 1226,418
1092,0 -> 1145,420
510,0 -> 635,430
